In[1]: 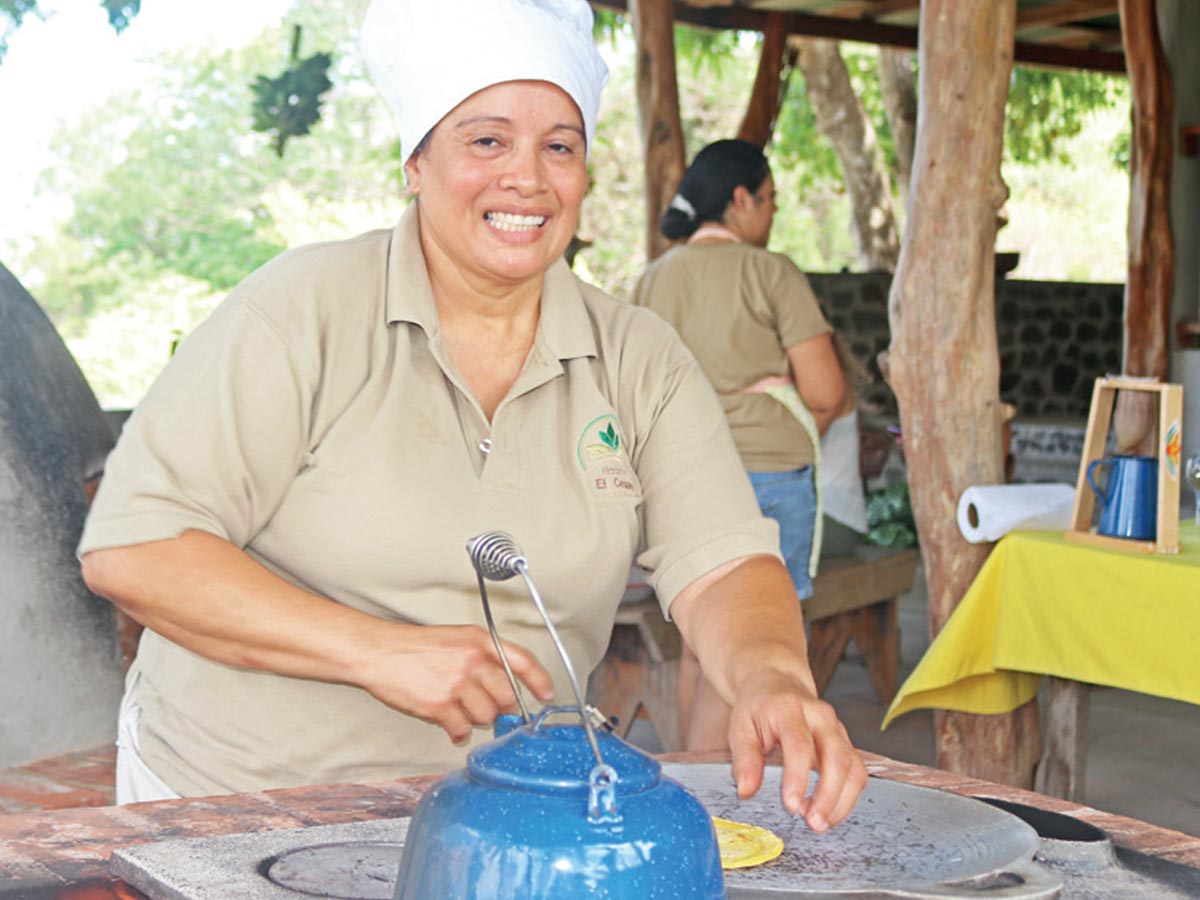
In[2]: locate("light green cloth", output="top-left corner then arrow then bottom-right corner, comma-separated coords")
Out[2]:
764,383 -> 823,577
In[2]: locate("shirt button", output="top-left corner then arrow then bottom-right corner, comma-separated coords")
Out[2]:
479,438 -> 493,455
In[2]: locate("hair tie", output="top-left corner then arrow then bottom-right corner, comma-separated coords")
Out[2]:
669,193 -> 697,221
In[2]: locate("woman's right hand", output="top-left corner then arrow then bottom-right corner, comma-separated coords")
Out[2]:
356,624 -> 555,743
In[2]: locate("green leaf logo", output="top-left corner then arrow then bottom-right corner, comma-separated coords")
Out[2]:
600,423 -> 619,451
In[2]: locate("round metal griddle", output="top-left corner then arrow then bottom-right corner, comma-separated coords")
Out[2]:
661,764 -> 1062,899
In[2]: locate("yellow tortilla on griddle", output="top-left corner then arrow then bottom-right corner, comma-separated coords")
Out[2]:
712,816 -> 785,869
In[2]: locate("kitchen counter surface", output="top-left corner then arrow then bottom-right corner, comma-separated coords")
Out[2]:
1,750 -> 1197,898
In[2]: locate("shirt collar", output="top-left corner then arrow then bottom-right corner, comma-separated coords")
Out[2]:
384,203 -> 597,363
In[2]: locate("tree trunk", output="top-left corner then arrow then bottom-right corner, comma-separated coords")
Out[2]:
737,13 -> 797,149
795,39 -> 900,272
877,47 -> 917,205
630,0 -> 687,262
1119,0 -> 1174,382
886,0 -> 1040,789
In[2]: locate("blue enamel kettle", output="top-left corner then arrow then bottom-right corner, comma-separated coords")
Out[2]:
392,533 -> 725,900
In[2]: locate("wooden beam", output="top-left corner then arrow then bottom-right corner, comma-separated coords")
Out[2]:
1013,41 -> 1124,72
591,2 -> 1127,73
593,1 -> 920,45
629,0 -> 687,262
1016,0 -> 1118,31
737,12 -> 795,148
817,0 -> 921,21
1023,26 -> 1123,50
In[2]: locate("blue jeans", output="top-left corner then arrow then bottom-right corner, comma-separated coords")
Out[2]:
748,467 -> 816,600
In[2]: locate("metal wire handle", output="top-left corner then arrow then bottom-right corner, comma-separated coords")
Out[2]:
467,532 -> 532,724
467,531 -> 605,766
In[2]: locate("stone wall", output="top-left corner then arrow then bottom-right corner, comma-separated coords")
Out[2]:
807,273 -> 1124,424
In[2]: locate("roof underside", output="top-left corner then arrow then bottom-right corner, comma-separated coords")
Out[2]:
591,1 -> 1126,74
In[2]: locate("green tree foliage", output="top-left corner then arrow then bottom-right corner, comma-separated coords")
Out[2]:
40,47 -> 291,300
1,0 -> 43,62
9,0 -> 398,404
0,0 -> 138,61
3,1 -> 1133,406
774,43 -> 891,194
1005,67 -> 1127,165
101,0 -> 139,32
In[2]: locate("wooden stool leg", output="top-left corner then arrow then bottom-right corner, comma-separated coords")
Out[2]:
588,653 -> 646,736
642,658 -> 681,751
807,617 -> 853,696
588,617 -> 682,751
849,598 -> 900,704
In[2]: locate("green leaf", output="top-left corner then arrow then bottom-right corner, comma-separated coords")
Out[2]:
101,0 -> 140,33
601,423 -> 619,450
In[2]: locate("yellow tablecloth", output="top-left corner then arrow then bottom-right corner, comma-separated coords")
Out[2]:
883,522 -> 1200,727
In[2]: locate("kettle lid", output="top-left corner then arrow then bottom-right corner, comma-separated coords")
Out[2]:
468,710 -> 661,796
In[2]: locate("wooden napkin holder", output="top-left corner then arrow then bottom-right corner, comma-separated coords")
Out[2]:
1065,377 -> 1183,554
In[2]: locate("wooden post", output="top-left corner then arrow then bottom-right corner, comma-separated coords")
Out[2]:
629,0 -> 687,262
1119,0 -> 1175,382
1035,677 -> 1091,801
886,0 -> 1040,789
737,13 -> 796,149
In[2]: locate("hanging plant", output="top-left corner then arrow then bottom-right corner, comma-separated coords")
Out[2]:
251,24 -> 333,157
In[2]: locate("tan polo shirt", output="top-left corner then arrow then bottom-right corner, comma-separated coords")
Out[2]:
79,204 -> 779,797
632,242 -> 832,473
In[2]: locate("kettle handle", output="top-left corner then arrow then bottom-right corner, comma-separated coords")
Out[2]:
468,531 -> 608,769
1086,457 -> 1109,504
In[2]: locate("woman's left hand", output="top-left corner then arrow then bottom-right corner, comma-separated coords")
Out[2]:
670,554 -> 868,831
725,661 -> 866,831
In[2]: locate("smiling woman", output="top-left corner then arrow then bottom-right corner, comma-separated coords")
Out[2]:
403,82 -> 591,419
404,83 -> 590,315
74,0 -> 866,832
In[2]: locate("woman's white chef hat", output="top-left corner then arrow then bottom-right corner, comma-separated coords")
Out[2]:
361,0 -> 609,162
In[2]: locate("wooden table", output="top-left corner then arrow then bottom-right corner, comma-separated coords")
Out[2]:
804,545 -> 919,702
885,524 -> 1200,801
1,751 -> 1197,898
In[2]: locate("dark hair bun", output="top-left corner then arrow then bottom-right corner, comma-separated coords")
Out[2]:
660,206 -> 698,241
658,139 -> 770,241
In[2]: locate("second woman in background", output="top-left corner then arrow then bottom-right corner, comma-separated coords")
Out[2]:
632,139 -> 848,749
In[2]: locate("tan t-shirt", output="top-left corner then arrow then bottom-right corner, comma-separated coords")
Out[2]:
632,242 -> 832,472
79,205 -> 779,796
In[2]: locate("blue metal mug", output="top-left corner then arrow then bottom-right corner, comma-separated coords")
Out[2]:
1087,454 -> 1157,541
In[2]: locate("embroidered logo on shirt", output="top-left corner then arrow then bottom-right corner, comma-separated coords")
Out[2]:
577,414 -> 639,499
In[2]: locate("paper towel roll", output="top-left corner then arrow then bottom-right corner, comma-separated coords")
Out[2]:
956,483 -> 1077,543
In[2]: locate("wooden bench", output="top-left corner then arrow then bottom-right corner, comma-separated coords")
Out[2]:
587,546 -> 921,750
804,545 -> 920,703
